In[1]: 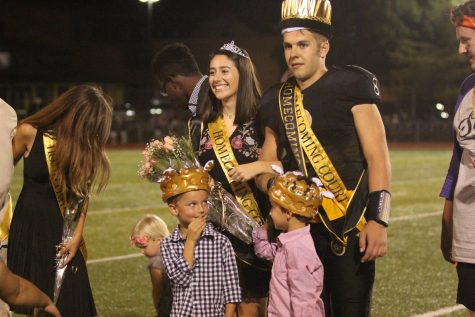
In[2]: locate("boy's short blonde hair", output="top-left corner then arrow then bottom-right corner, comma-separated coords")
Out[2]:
131,214 -> 170,242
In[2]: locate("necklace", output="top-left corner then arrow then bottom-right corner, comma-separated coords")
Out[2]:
222,111 -> 234,119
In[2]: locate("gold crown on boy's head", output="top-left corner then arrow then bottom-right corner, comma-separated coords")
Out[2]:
159,161 -> 214,203
269,170 -> 322,220
280,0 -> 332,38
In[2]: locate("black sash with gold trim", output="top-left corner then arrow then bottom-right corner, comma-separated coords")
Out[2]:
278,81 -> 368,250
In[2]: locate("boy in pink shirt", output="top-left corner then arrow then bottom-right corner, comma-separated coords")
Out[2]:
252,170 -> 326,317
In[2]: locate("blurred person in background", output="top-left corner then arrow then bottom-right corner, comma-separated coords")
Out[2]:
152,43 -> 209,141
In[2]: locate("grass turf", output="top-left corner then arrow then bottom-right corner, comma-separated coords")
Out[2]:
9,148 -> 469,317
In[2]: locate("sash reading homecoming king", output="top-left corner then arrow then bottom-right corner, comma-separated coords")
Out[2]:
43,132 -> 87,258
208,117 -> 264,225
279,81 -> 367,249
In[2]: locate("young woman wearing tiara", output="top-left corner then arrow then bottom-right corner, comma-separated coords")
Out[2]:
191,41 -> 279,316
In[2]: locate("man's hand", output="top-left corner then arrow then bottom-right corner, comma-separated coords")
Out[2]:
359,220 -> 387,262
441,200 -> 454,263
34,304 -> 62,317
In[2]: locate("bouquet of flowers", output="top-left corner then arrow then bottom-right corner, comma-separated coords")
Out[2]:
139,136 -> 199,182
54,195 -> 85,304
139,135 -> 260,244
208,182 -> 260,244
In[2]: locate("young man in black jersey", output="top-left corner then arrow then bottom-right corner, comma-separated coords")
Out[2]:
256,0 -> 391,316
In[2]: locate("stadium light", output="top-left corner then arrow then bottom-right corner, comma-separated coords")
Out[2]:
435,103 -> 445,111
149,108 -> 163,115
440,111 -> 449,119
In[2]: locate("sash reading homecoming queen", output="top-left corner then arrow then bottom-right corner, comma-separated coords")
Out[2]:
279,81 -> 368,249
208,116 -> 264,225
43,132 -> 87,259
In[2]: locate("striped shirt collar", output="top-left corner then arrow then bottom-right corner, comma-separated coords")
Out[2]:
188,75 -> 208,116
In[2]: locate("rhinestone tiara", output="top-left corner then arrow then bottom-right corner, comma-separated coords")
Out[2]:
219,41 -> 250,59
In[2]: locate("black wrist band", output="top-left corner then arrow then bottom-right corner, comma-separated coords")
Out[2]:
366,190 -> 391,227
266,176 -> 276,192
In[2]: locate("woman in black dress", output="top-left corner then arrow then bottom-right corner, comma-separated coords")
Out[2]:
193,41 -> 279,316
8,85 -> 112,317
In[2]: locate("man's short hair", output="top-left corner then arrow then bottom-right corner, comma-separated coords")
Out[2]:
452,0 -> 475,25
152,43 -> 201,81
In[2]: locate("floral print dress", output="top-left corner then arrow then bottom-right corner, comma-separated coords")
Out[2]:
198,120 -> 267,213
198,119 -> 272,299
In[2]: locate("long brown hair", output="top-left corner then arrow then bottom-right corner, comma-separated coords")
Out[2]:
21,84 -> 113,197
198,48 -> 262,124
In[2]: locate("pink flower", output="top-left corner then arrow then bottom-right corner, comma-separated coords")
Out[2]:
142,150 -> 151,160
143,161 -> 153,174
231,136 -> 243,149
152,139 -> 163,148
205,141 -> 212,150
163,136 -> 174,151
136,236 -> 148,245
131,235 -> 149,247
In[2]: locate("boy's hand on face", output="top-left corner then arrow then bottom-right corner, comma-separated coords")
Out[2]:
187,216 -> 206,242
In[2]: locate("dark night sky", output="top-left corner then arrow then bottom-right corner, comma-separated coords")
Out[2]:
9,0 -> 282,38
0,0 -> 392,86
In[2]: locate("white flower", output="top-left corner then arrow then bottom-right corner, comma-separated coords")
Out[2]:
245,136 -> 255,145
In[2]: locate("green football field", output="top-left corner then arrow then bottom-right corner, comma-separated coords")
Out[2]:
9,148 -> 469,317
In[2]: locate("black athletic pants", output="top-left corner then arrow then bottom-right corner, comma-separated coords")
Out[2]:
311,222 -> 375,317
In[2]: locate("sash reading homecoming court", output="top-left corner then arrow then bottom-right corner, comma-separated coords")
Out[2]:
279,81 -> 368,251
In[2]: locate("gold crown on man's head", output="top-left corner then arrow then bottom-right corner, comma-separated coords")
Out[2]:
280,0 -> 332,38
269,171 -> 322,220
159,162 -> 213,202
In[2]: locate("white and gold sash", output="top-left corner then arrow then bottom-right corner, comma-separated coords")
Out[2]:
208,117 -> 264,225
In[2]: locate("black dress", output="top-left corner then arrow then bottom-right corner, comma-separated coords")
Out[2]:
7,130 -> 97,316
198,120 -> 272,300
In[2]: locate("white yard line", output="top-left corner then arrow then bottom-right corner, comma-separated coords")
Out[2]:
87,208 -> 457,316
392,177 -> 444,185
88,205 -> 163,215
86,210 -> 442,265
412,304 -> 465,317
87,253 -> 141,264
391,211 -> 441,222
88,207 -> 442,219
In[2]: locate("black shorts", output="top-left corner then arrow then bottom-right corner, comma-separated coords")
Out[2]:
456,262 -> 475,312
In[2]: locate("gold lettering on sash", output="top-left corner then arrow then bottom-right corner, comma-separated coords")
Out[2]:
278,82 -> 369,244
279,82 -> 307,174
208,117 -> 263,225
293,88 -> 350,213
